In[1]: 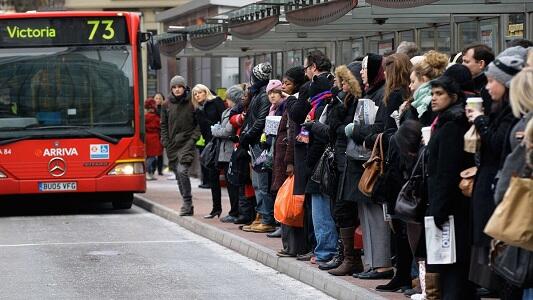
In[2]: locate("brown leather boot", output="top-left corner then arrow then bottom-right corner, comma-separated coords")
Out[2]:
329,227 -> 363,276
425,272 -> 441,300
241,214 -> 261,231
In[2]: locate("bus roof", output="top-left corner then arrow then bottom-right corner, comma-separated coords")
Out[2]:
0,11 -> 138,19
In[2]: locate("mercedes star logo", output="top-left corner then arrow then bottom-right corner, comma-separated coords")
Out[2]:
48,157 -> 66,177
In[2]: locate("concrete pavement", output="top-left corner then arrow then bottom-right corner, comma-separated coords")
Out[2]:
135,174 -> 406,300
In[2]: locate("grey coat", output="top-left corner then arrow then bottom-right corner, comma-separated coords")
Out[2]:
211,107 -> 235,163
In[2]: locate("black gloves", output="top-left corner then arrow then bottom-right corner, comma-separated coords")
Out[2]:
433,215 -> 449,231
301,121 -> 314,131
228,135 -> 239,143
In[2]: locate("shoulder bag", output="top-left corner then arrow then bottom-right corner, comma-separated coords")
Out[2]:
311,145 -> 337,198
484,175 -> 533,251
358,133 -> 384,197
489,240 -> 533,288
459,166 -> 477,198
394,147 -> 427,224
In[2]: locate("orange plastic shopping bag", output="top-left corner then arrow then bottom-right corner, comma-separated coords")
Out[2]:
274,176 -> 305,227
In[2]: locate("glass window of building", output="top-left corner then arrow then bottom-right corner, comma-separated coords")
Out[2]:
399,30 -> 415,43
239,56 -> 254,83
274,52 -> 283,79
458,19 -> 478,51
506,13 -> 525,47
368,35 -> 381,53
437,25 -> 451,53
352,38 -> 364,60
420,27 -> 436,52
286,50 -> 302,68
480,18 -> 499,52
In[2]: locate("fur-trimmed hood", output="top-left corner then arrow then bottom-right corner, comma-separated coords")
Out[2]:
335,65 -> 362,97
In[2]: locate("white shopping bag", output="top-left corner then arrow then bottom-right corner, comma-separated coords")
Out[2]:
424,216 -> 456,265
264,116 -> 282,135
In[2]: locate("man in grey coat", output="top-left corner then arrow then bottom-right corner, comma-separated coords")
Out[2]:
161,75 -> 201,216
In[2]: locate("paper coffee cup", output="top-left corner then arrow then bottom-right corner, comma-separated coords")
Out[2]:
466,97 -> 483,111
421,126 -> 431,145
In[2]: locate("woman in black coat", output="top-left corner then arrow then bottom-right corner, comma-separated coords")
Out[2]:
192,84 -> 226,218
465,55 -> 521,294
426,76 -> 476,300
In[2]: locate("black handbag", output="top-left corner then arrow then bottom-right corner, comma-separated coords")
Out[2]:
394,147 -> 427,224
311,145 -> 338,198
227,147 -> 249,186
490,240 -> 533,288
200,138 -> 220,169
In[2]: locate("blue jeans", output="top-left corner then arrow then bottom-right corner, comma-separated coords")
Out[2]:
524,288 -> 533,300
251,167 -> 274,225
311,193 -> 338,261
250,144 -> 274,224
146,156 -> 156,174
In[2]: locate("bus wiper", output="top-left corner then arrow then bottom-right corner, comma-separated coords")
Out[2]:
28,125 -> 120,144
0,136 -> 32,146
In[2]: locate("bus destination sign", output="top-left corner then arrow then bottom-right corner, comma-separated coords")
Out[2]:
0,17 -> 128,47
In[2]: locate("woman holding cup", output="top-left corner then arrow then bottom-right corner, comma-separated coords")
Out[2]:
465,54 -> 524,295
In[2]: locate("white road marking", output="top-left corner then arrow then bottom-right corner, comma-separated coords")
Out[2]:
0,240 -> 195,248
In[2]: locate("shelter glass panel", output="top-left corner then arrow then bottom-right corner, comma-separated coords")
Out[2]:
286,50 -> 302,68
506,13 -> 525,47
239,56 -> 254,83
352,38 -> 364,61
437,25 -> 451,53
458,21 -> 478,51
420,27 -> 435,52
399,30 -> 415,43
480,18 -> 499,53
275,52 -> 283,79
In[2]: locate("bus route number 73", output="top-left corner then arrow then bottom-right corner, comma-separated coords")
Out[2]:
87,20 -> 115,40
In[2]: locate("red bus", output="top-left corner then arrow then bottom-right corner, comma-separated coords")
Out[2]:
0,11 -> 160,209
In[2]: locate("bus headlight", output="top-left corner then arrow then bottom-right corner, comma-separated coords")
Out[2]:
0,170 -> 6,178
108,162 -> 144,175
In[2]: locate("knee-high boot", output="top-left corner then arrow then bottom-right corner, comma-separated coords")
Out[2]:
328,227 -> 363,276
425,272 -> 441,300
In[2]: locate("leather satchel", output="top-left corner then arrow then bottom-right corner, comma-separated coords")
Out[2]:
459,166 -> 477,198
395,148 -> 427,224
358,133 -> 384,197
484,176 -> 533,251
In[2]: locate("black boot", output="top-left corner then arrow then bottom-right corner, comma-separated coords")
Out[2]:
318,239 -> 344,270
179,205 -> 194,216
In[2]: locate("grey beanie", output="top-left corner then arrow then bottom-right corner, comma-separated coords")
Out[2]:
170,75 -> 186,88
225,85 -> 243,104
497,46 -> 530,61
252,62 -> 272,81
485,55 -> 524,87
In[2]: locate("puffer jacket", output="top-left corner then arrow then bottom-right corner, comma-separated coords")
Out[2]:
240,86 -> 270,148
211,107 -> 236,163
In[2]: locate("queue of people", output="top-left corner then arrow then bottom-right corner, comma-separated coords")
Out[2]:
147,40 -> 533,300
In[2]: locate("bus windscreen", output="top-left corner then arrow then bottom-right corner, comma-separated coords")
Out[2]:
0,17 -> 128,47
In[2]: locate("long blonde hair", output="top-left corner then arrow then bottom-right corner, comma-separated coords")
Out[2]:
191,84 -> 216,108
510,68 -> 533,118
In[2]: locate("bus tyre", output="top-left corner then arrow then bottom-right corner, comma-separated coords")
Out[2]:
112,193 -> 133,209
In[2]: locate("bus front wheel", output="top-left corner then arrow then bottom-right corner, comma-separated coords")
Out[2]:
111,193 -> 133,209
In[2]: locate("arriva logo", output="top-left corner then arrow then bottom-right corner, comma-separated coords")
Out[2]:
43,148 -> 79,157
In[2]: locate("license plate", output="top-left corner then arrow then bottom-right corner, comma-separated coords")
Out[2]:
38,182 -> 77,192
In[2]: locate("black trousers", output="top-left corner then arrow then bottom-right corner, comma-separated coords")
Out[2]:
208,167 -> 222,212
333,199 -> 359,228
439,263 -> 478,300
303,194 -> 316,253
391,220 -> 413,285
221,163 -> 239,217
238,185 -> 256,221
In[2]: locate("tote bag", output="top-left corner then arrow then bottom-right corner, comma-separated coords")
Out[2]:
484,176 -> 533,251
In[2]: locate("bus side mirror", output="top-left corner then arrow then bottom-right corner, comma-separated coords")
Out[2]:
140,32 -> 161,70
